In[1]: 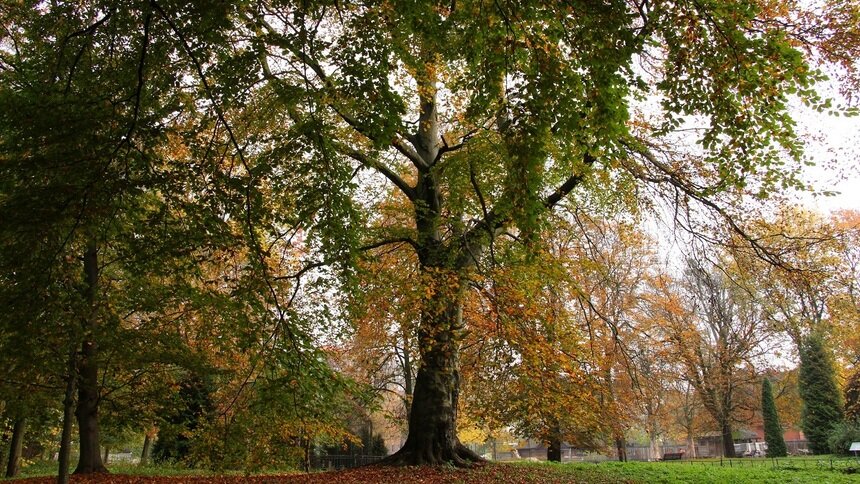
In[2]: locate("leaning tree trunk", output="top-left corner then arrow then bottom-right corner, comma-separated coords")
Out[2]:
74,241 -> 107,474
140,430 -> 153,466
5,417 -> 26,478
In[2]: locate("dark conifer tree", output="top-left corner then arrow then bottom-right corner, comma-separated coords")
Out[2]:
761,378 -> 787,457
798,333 -> 844,454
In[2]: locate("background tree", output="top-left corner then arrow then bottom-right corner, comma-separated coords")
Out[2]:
846,368 -> 860,422
798,332 -> 844,454
663,380 -> 703,458
761,378 -> 787,457
651,257 -> 766,458
1,2 -> 363,478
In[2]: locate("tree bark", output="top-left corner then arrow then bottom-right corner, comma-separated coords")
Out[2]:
401,330 -> 413,422
140,431 -> 152,465
648,433 -> 659,462
546,419 -> 562,462
376,73 -> 483,464
58,348 -> 77,484
721,421 -> 735,458
74,341 -> 107,473
103,446 -> 110,465
74,241 -> 108,474
547,437 -> 562,462
5,417 -> 26,478
615,436 -> 627,462
380,292 -> 481,466
381,329 -> 479,465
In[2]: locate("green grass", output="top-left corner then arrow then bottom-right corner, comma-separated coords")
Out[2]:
515,459 -> 860,483
9,460 -> 229,479
7,458 -> 860,483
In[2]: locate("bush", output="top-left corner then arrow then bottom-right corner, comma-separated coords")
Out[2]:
828,420 -> 860,456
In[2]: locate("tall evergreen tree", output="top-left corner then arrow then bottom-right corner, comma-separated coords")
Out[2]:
798,333 -> 844,454
761,378 -> 787,457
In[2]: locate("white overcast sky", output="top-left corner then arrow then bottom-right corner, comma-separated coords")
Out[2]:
796,103 -> 860,213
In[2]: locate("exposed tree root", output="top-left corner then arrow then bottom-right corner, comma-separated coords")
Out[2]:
377,442 -> 485,467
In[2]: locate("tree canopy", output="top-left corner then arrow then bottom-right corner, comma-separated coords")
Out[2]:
1,0 -> 859,475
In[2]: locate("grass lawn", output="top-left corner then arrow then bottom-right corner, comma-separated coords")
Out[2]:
6,459 -> 860,483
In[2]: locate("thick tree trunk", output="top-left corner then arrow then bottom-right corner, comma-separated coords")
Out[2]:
5,417 -> 26,478
74,338 -> 107,474
547,438 -> 562,462
648,434 -> 659,462
58,349 -> 77,484
686,432 -> 697,458
382,332 -> 481,465
74,242 -> 107,474
547,420 -> 562,462
615,436 -> 627,462
721,422 -> 735,458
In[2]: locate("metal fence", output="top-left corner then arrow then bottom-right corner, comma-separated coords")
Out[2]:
490,440 -> 811,462
310,454 -> 385,470
661,457 -> 860,471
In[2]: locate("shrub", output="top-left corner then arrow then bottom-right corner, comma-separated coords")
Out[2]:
828,420 -> 860,456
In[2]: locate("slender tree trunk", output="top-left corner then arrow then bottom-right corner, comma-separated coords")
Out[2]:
74,241 -> 107,474
721,421 -> 735,458
140,431 -> 152,466
401,330 -> 413,422
102,446 -> 109,465
5,417 -> 26,478
686,431 -> 697,458
58,348 -> 78,484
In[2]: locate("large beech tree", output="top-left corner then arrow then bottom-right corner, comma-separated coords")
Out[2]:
3,0 -> 858,469
232,0 -> 849,465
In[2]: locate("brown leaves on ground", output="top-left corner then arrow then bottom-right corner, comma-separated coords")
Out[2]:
15,463 -> 623,483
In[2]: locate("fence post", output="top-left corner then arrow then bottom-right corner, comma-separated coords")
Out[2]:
720,457 -> 723,467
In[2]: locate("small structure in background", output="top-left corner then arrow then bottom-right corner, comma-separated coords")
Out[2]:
849,442 -> 860,458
